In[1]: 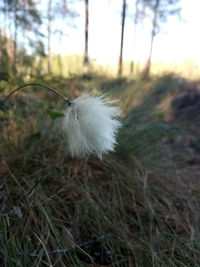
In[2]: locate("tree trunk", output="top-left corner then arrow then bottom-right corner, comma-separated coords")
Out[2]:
47,0 -> 52,74
143,0 -> 160,77
58,32 -> 63,77
3,0 -> 8,53
13,0 -> 18,75
130,0 -> 139,75
118,0 -> 126,77
83,0 -> 89,75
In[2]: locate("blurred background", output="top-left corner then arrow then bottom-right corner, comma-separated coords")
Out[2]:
0,0 -> 199,81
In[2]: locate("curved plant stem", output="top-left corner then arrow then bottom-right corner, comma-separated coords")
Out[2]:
0,83 -> 71,106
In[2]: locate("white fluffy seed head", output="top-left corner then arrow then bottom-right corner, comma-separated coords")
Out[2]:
62,94 -> 122,158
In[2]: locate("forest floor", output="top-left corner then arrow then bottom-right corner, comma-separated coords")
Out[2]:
1,74 -> 200,266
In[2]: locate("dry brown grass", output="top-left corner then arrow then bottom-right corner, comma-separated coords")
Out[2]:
1,75 -> 200,266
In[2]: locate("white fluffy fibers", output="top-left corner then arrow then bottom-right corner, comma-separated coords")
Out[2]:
62,94 -> 122,157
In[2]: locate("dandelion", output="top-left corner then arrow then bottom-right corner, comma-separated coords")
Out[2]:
62,94 -> 122,158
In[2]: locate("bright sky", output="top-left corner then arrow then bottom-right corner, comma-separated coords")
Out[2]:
51,0 -> 200,66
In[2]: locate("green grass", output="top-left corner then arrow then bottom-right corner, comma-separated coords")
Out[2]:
1,74 -> 200,266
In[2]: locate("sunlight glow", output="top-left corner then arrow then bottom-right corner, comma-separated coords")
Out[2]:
49,0 -> 200,66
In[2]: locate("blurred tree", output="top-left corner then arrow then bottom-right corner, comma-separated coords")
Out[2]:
0,30 -> 13,80
118,0 -> 127,77
142,0 -> 181,77
0,0 -> 41,76
46,0 -> 78,75
83,0 -> 89,75
130,0 -> 140,75
47,0 -> 52,74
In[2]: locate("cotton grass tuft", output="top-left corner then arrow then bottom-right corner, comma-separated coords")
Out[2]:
62,94 -> 122,158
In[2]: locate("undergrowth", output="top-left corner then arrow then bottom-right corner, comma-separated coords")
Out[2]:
0,74 -> 200,266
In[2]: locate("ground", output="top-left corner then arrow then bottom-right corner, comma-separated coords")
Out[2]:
0,74 -> 200,266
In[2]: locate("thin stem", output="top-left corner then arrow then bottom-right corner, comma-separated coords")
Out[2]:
20,236 -> 104,258
0,83 -> 71,106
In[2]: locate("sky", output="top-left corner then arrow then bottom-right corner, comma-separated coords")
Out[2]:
50,0 -> 200,66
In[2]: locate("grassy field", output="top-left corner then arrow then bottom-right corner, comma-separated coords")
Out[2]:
6,53 -> 199,81
1,73 -> 200,266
